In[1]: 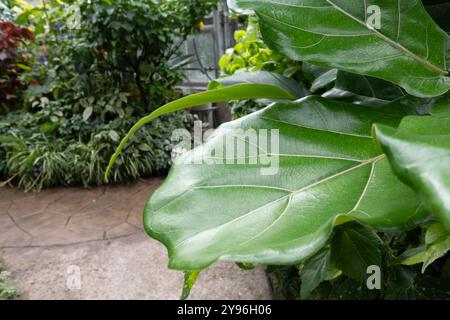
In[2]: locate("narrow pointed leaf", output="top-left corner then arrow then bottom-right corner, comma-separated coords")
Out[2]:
144,96 -> 429,270
237,0 -> 450,97
104,84 -> 295,181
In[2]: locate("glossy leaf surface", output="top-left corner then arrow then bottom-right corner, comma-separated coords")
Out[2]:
237,0 -> 450,97
144,96 -> 428,270
208,71 -> 310,99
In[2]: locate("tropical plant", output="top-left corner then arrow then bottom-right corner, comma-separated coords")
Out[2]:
106,0 -> 450,299
0,0 -> 218,190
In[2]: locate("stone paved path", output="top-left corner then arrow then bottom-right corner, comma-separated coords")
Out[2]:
0,179 -> 271,300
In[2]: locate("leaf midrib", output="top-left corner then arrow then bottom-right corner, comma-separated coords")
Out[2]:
246,0 -> 448,76
172,154 -> 386,249
326,0 -> 447,76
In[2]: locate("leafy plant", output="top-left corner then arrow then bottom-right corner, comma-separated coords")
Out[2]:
0,20 -> 34,112
108,0 -> 450,299
0,0 -> 29,22
219,16 -> 300,77
238,0 -> 450,98
217,16 -> 307,117
0,258 -> 18,300
0,271 -> 18,300
0,0 -> 218,190
75,0 -> 218,112
271,223 -> 450,300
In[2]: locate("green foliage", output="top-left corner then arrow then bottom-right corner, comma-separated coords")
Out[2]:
330,224 -> 382,283
400,223 -> 450,273
299,247 -> 339,299
0,0 -> 26,21
219,16 -> 299,77
271,224 -> 450,300
0,0 -> 217,190
375,102 -> 450,229
75,0 -> 217,112
181,271 -> 201,300
0,271 -> 18,300
237,0 -> 450,98
217,17 -> 305,117
0,259 -> 18,300
105,83 -> 295,180
143,97 -> 431,271
208,70 -> 309,99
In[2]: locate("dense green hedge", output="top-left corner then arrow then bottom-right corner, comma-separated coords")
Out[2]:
0,0 -> 217,190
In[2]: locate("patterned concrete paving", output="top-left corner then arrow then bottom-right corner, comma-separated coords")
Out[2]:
0,179 -> 272,300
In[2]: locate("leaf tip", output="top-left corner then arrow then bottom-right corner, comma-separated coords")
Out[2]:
180,271 -> 201,300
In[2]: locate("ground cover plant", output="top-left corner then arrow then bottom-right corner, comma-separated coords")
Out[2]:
107,0 -> 450,299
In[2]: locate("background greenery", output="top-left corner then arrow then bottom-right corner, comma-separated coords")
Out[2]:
0,0 -> 217,190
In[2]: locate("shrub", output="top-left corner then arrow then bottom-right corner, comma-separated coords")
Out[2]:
0,0 -> 19,21
108,0 -> 450,299
0,0 -> 217,190
0,271 -> 18,300
0,20 -> 34,112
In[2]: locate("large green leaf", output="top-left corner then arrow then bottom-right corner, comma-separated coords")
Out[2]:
144,96 -> 429,270
374,100 -> 450,229
302,62 -> 335,82
104,84 -> 295,180
367,94 -> 439,116
237,0 -> 450,97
